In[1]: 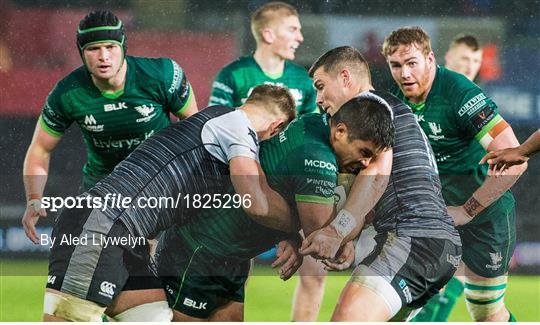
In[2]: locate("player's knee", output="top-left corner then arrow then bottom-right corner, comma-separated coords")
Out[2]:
43,291 -> 106,322
464,276 -> 507,321
299,274 -> 326,289
111,301 -> 172,322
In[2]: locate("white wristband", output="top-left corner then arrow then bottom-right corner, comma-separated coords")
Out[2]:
27,199 -> 42,213
330,209 -> 357,239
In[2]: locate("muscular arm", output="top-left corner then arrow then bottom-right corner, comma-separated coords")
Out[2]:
229,156 -> 297,233
337,148 -> 392,244
480,129 -> 540,170
174,89 -> 198,119
296,201 -> 334,237
22,122 -> 62,243
300,149 -> 392,260
462,127 -> 527,217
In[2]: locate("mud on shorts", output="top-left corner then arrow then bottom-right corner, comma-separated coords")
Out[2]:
458,208 -> 516,278
353,232 -> 462,312
46,205 -> 162,306
156,228 -> 249,319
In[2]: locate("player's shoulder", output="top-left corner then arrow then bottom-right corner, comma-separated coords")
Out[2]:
55,65 -> 89,90
436,65 -> 481,97
127,55 -> 179,77
219,55 -> 256,73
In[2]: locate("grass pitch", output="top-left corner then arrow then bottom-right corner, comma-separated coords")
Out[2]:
1,259 -> 539,321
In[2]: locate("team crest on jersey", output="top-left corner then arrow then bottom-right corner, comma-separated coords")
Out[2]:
135,104 -> 156,123
428,122 -> 445,141
486,251 -> 503,270
82,115 -> 104,132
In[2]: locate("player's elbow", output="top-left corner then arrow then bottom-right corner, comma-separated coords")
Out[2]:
244,199 -> 270,220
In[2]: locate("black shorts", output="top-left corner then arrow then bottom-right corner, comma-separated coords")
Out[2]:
358,232 -> 462,309
46,206 -> 161,306
156,227 -> 249,319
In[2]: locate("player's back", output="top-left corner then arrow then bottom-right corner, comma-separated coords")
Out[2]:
368,91 -> 460,244
87,106 -> 240,238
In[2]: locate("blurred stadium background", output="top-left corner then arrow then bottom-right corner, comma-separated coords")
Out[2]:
0,0 -> 538,321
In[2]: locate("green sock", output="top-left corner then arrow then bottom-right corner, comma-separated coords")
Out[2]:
411,293 -> 441,322
432,277 -> 465,321
508,311 -> 517,322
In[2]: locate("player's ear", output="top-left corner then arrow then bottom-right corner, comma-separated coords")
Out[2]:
427,51 -> 436,65
269,120 -> 284,137
339,69 -> 352,88
334,122 -> 349,141
261,27 -> 275,44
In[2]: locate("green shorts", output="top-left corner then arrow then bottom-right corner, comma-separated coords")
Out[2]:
458,207 -> 516,278
156,229 -> 250,319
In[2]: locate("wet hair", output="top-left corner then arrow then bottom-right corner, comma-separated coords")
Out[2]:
77,10 -> 126,56
245,84 -> 296,123
448,34 -> 481,52
331,97 -> 395,151
308,46 -> 371,84
250,2 -> 298,43
382,26 -> 432,58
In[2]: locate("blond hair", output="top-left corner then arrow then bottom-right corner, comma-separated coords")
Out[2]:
245,84 -> 296,123
250,2 -> 298,43
382,26 -> 432,58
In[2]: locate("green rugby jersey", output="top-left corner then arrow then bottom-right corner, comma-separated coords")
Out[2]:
208,55 -> 317,115
395,65 -> 514,223
39,56 -> 193,188
177,113 -> 337,260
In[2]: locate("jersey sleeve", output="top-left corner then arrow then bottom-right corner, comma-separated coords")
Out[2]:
201,111 -> 259,163
163,59 -> 194,115
288,144 -> 337,205
208,67 -> 235,107
39,85 -> 72,137
453,81 -> 509,148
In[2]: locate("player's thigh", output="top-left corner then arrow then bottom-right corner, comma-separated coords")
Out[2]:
459,208 -> 516,278
332,280 -> 392,321
47,207 -> 132,306
173,309 -> 207,321
209,300 -> 244,322
359,233 -> 460,317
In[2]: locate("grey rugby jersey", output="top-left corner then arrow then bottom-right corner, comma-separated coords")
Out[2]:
86,106 -> 259,238
363,91 -> 460,244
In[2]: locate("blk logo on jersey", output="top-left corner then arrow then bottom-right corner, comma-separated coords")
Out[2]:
82,115 -> 104,132
104,102 -> 127,112
183,297 -> 207,310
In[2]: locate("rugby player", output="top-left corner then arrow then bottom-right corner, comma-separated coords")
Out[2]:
300,46 -> 462,321
413,33 -> 483,322
42,84 -> 296,322
156,111 -> 341,321
382,26 -> 527,321
445,34 -> 483,81
208,2 -> 320,319
208,2 -> 316,116
22,10 -> 197,244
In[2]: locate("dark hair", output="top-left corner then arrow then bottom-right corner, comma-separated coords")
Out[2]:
77,10 -> 127,55
245,84 -> 296,123
331,97 -> 394,151
309,46 -> 371,83
449,34 -> 480,51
